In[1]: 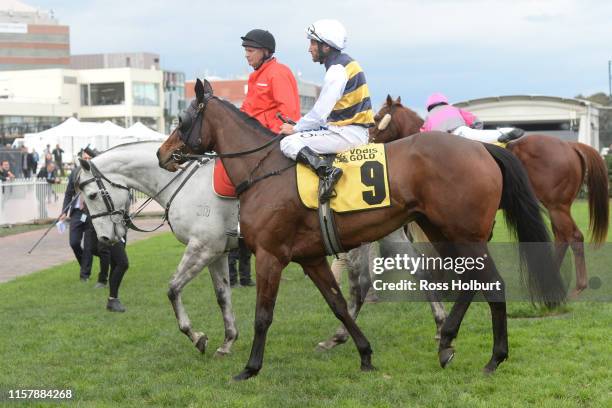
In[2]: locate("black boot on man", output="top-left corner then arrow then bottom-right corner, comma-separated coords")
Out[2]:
296,147 -> 342,203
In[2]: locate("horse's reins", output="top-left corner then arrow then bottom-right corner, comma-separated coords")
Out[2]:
78,157 -> 210,234
171,99 -> 297,196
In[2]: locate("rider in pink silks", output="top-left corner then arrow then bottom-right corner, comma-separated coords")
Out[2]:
421,92 -> 523,144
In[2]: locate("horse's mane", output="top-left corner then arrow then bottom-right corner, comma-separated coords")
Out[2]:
101,140 -> 162,155
386,100 -> 425,126
214,97 -> 277,138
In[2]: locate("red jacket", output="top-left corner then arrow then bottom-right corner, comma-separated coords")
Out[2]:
241,58 -> 301,133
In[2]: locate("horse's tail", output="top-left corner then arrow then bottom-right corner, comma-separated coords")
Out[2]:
571,142 -> 609,246
483,143 -> 567,306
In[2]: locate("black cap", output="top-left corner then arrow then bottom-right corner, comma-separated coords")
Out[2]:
241,29 -> 275,53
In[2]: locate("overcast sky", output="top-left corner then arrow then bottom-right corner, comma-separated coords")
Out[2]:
32,0 -> 612,112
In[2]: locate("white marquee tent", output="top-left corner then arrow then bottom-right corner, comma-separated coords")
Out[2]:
24,118 -> 167,162
109,122 -> 167,147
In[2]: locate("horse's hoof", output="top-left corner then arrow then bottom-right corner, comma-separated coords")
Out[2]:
439,347 -> 455,368
232,368 -> 258,381
315,340 -> 336,352
361,363 -> 377,372
194,334 -> 208,354
214,349 -> 230,358
569,288 -> 584,300
483,363 -> 497,375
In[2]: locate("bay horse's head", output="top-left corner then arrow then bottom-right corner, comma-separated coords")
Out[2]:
369,95 -> 424,143
157,78 -> 214,172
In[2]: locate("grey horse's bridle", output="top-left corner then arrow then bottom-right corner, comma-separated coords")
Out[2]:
78,157 -> 210,235
77,160 -> 132,230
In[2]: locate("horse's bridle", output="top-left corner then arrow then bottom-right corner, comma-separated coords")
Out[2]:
78,160 -> 132,229
78,157 -> 211,234
174,93 -> 214,158
370,104 -> 397,143
170,95 -> 294,195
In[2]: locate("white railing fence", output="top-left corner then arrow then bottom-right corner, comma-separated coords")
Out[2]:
0,179 -> 161,226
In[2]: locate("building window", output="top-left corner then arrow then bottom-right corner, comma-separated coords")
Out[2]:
133,82 -> 160,106
80,84 -> 89,106
89,82 -> 125,106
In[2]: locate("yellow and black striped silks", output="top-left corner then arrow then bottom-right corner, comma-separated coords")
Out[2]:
325,53 -> 375,128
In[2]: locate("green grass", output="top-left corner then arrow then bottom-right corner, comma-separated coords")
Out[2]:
0,201 -> 611,407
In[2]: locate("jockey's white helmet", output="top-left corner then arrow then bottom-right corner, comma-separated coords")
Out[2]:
306,19 -> 347,51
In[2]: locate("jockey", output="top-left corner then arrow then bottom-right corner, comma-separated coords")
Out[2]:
421,92 -> 524,144
279,19 -> 374,202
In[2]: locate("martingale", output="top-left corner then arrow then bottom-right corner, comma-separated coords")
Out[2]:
296,143 -> 391,213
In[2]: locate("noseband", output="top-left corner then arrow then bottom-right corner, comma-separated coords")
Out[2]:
78,161 -> 132,228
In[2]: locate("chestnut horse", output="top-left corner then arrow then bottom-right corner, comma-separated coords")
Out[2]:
370,95 -> 609,298
157,79 -> 565,380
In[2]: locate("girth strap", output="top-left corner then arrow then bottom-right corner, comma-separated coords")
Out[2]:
317,179 -> 344,256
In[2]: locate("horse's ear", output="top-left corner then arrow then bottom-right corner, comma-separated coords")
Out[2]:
79,158 -> 90,171
195,78 -> 205,102
202,79 -> 213,95
195,78 -> 214,103
396,96 -> 402,105
386,94 -> 393,107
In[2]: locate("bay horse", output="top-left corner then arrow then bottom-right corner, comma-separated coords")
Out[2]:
157,79 -> 566,380
75,142 -> 240,356
370,95 -> 609,298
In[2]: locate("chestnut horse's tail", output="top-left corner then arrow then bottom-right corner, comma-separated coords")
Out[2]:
482,143 -> 567,306
571,142 -> 609,246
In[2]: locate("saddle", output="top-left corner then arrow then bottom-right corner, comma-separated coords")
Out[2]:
296,143 -> 392,255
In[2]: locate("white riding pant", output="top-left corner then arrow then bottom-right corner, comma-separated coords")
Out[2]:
453,126 -> 503,144
280,125 -> 369,160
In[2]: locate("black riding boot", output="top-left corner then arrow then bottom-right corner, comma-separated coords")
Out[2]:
497,127 -> 524,143
296,147 -> 343,203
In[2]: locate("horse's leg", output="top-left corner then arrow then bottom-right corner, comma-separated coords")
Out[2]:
316,244 -> 370,350
412,219 -> 449,341
304,256 -> 375,371
549,206 -> 586,297
478,249 -> 509,373
425,285 -> 447,341
207,255 -> 238,356
167,240 -> 215,353
233,250 -> 285,381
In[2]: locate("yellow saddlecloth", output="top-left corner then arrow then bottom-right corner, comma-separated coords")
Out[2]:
296,143 -> 391,213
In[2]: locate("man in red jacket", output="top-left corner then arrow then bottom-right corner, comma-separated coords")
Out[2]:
240,29 -> 301,132
225,29 -> 301,287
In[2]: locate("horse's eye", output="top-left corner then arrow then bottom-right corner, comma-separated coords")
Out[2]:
88,193 -> 97,200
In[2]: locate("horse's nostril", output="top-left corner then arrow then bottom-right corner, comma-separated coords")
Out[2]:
100,236 -> 110,242
156,149 -> 160,159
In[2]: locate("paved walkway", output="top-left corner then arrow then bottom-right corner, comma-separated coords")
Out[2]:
0,219 -> 171,283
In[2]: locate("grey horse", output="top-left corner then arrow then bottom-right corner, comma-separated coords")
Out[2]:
76,141 -> 239,356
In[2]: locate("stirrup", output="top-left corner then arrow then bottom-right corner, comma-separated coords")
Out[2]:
319,168 -> 342,204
